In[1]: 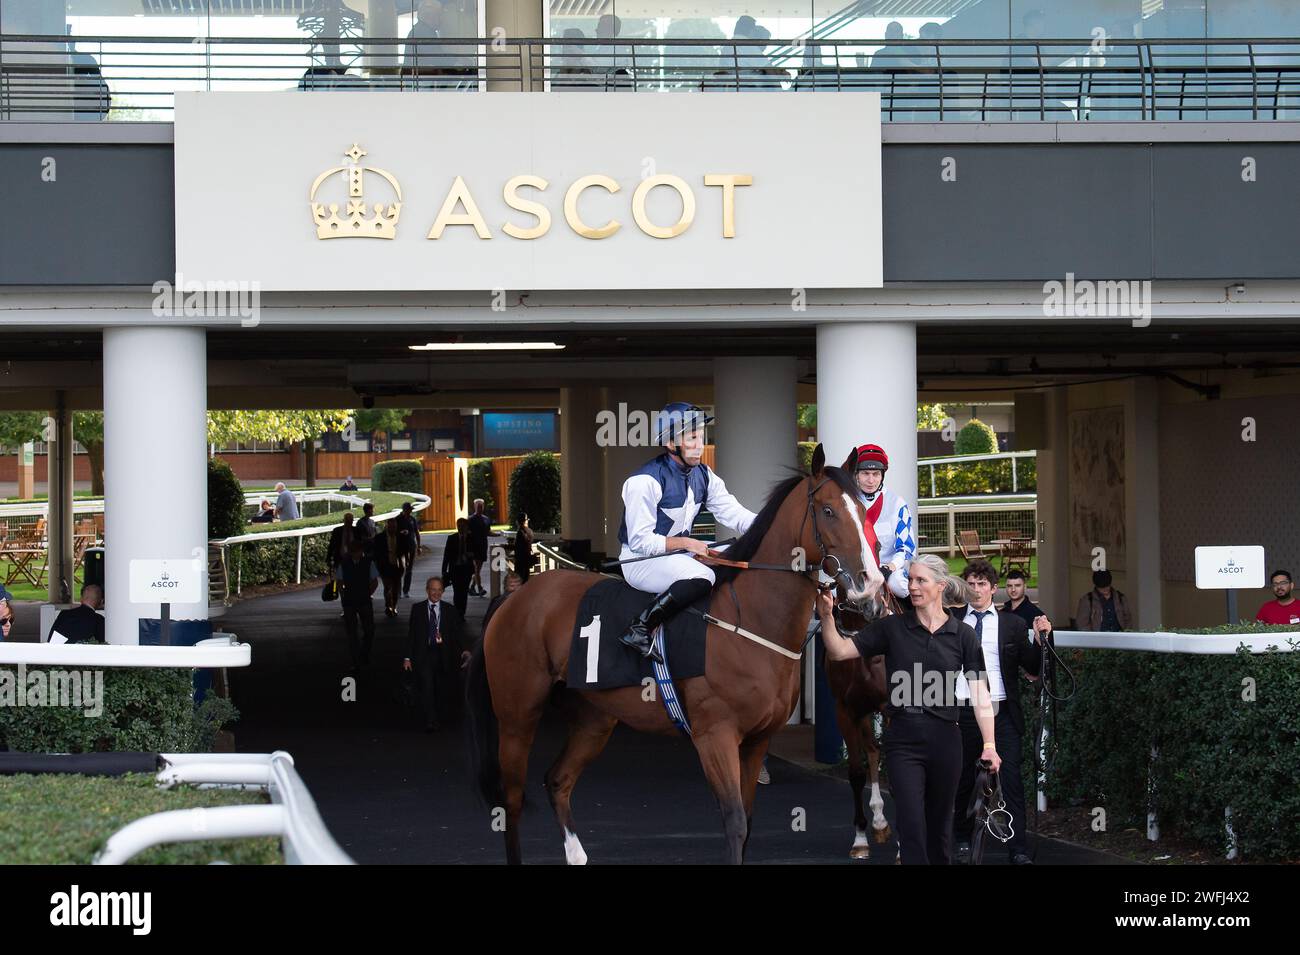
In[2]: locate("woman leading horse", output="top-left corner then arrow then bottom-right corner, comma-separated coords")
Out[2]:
466,444 -> 883,864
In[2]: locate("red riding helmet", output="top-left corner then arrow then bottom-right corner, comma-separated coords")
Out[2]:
850,444 -> 889,472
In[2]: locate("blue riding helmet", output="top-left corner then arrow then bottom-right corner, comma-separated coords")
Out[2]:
653,401 -> 714,446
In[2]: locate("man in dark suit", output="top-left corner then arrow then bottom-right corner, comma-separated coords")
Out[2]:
50,584 -> 106,644
404,577 -> 469,732
326,511 -> 355,571
954,560 -> 1053,864
481,570 -> 522,639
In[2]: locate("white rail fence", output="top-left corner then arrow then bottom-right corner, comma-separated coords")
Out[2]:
213,490 -> 431,596
1043,629 -> 1300,860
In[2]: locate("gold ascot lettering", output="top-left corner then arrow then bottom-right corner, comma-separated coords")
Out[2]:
417,173 -> 752,241
427,176 -> 492,240
632,175 -> 695,239
564,174 -> 622,240
502,175 -> 552,240
703,174 -> 753,239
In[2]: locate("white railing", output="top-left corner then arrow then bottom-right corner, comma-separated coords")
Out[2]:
915,500 -> 1038,557
215,490 -> 431,593
918,449 -> 1037,499
1038,628 -> 1299,859
0,633 -> 249,667
95,751 -> 353,865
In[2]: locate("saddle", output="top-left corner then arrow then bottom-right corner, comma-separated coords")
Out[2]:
565,578 -> 709,691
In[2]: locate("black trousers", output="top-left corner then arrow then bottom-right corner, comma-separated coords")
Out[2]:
342,601 -> 374,667
415,652 -> 457,727
883,711 -> 963,865
448,568 -> 472,618
953,705 -> 1027,857
399,547 -> 416,595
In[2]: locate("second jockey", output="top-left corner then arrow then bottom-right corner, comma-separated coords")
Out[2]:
847,443 -> 916,601
616,402 -> 758,662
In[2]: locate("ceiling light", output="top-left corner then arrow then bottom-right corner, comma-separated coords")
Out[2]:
408,341 -> 565,352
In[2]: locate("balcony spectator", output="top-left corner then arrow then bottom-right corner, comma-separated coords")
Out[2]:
336,539 -> 378,671
274,482 -> 300,521
251,499 -> 276,524
1001,568 -> 1045,630
1255,570 -> 1300,626
339,476 -> 359,492
1074,569 -> 1132,632
49,585 -> 105,645
467,498 -> 493,597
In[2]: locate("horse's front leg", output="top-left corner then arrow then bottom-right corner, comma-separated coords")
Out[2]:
694,726 -> 746,864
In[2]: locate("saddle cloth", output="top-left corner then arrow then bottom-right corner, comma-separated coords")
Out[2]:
565,578 -> 709,690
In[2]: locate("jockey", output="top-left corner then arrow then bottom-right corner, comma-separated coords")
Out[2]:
847,443 -> 915,601
617,402 -> 758,662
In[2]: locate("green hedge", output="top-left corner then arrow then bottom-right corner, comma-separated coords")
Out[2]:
921,456 -> 1037,497
372,459 -> 423,493
233,534 -> 331,588
1035,627 -> 1300,860
507,451 -> 561,533
208,458 -> 246,539
0,667 -> 237,754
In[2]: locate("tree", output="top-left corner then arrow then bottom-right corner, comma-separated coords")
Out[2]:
797,404 -> 817,431
208,410 -> 353,488
917,404 -> 948,430
74,412 -> 105,496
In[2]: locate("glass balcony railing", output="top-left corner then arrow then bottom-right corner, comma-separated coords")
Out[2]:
2,34 -> 1299,122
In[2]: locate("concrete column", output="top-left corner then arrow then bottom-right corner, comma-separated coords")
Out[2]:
1126,377 -> 1163,629
601,380 -> 667,557
103,327 -> 208,645
560,383 -> 604,547
816,322 -> 918,507
1034,387 -> 1070,620
359,0 -> 399,74
485,0 -> 542,91
46,396 -> 75,604
713,356 -> 797,537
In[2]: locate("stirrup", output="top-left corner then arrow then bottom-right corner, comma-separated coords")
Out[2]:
620,625 -> 663,663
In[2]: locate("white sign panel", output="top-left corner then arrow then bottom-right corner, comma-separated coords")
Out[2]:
174,91 -> 882,292
130,558 -> 203,604
1194,545 -> 1266,590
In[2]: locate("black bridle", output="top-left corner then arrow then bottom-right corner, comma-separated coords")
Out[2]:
797,474 -> 862,596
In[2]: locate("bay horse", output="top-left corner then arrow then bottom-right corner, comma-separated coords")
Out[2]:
466,444 -> 883,864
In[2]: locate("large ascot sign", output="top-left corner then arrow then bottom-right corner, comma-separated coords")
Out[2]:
174,92 -> 881,292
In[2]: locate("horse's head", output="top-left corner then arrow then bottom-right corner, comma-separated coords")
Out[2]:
803,443 -> 885,604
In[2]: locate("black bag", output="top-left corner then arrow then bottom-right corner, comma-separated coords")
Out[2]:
321,579 -> 338,602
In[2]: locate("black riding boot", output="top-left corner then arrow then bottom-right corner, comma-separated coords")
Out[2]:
619,578 -> 712,663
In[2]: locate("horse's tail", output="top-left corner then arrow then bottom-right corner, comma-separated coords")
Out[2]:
465,638 -> 502,806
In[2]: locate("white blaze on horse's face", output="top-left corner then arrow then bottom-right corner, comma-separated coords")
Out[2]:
840,491 -> 884,600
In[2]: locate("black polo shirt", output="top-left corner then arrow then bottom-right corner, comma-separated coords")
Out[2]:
1002,597 -> 1044,631
850,609 -> 986,722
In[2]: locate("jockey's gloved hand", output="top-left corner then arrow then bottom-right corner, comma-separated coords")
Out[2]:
881,566 -> 892,580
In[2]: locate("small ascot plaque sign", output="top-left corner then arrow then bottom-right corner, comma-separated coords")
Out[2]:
1194,545 -> 1265,590
129,559 -> 202,604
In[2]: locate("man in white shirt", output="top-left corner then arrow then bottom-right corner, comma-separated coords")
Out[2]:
953,559 -> 1052,864
615,402 -> 757,661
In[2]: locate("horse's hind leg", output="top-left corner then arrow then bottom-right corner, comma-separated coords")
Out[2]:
836,704 -> 871,859
544,693 -> 617,866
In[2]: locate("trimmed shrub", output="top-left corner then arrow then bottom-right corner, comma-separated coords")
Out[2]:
0,667 -> 238,754
1030,626 -> 1300,860
468,458 -> 496,522
954,418 -> 999,456
507,451 -> 561,533
372,459 -> 423,493
208,457 -> 246,539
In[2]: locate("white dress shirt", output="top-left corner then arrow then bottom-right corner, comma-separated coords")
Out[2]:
955,605 -> 1006,702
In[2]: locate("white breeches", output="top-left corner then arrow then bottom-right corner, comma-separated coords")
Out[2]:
622,551 -> 717,594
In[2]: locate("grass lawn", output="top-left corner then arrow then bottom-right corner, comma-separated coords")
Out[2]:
942,554 -> 1038,589
0,566 -> 51,602
0,773 -> 281,864
240,490 -> 413,535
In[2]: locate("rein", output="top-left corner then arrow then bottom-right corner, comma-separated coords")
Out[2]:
968,759 -> 1015,864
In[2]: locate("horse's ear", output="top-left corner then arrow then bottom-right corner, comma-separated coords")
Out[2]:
840,448 -> 857,472
811,443 -> 825,477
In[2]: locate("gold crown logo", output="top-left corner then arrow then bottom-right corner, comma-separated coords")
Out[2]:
310,143 -> 403,240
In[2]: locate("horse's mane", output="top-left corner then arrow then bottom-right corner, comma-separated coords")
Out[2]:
713,464 -> 859,586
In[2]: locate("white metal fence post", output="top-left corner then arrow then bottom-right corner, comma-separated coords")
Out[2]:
947,503 -> 957,557
295,536 -> 303,584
